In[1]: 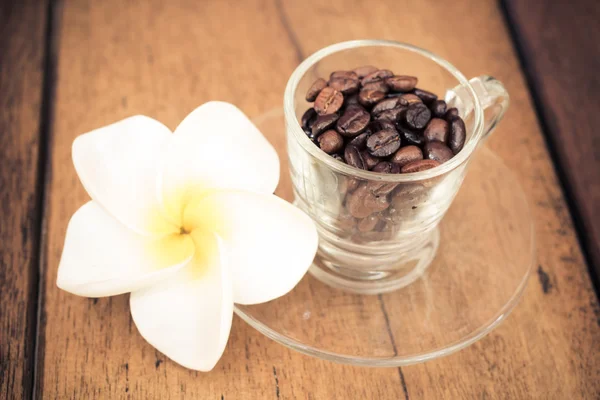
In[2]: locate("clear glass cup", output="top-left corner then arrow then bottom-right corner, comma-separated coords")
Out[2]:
283,40 -> 509,294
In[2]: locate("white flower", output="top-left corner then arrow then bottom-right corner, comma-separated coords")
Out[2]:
57,101 -> 318,371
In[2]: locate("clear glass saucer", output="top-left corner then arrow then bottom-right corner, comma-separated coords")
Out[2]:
234,109 -> 535,367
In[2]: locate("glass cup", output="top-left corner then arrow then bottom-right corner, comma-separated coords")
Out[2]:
284,40 -> 509,294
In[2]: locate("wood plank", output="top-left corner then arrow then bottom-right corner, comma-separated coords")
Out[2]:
503,0 -> 600,288
0,0 -> 49,398
37,0 -> 600,399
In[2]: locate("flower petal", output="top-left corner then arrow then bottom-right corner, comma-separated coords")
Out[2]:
57,202 -> 194,297
130,232 -> 233,371
159,102 -> 280,224
183,190 -> 318,305
73,115 -> 178,236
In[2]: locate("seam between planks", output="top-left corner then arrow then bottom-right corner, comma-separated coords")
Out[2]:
499,0 -> 600,300
31,0 -> 61,398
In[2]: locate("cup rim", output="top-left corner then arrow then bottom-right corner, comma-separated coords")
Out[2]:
283,39 -> 484,182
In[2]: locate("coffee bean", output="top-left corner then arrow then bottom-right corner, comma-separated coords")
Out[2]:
430,100 -> 447,118
318,130 -> 344,154
361,150 -> 380,170
358,88 -> 386,107
361,69 -> 393,85
357,214 -> 380,233
330,70 -> 359,80
391,145 -> 423,167
449,117 -> 466,154
314,87 -> 344,115
423,118 -> 449,143
346,185 -> 373,218
329,77 -> 360,94
400,93 -> 422,105
362,80 -> 389,94
349,131 -> 370,149
404,103 -> 431,129
352,65 -> 378,78
397,125 -> 425,146
311,113 -> 339,136
301,107 -> 317,130
363,189 -> 390,212
344,145 -> 367,170
400,159 -> 440,173
423,141 -> 454,163
336,106 -> 370,137
337,208 -> 356,230
346,178 -> 360,192
366,129 -> 401,157
372,97 -> 403,115
445,107 -> 459,121
413,88 -> 438,104
385,75 -> 418,92
305,78 -> 328,102
372,161 -> 401,174
375,107 -> 405,122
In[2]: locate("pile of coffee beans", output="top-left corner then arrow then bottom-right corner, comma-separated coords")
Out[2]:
301,66 -> 466,174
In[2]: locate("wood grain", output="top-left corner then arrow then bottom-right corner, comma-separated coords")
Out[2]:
503,0 -> 600,286
36,0 -> 600,398
0,0 -> 48,398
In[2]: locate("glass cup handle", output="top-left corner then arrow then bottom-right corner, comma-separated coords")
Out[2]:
446,75 -> 510,141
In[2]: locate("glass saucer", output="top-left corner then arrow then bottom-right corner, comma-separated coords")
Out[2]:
234,109 -> 535,367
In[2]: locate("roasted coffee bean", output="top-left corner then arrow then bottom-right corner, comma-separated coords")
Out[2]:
352,65 -> 378,78
372,97 -> 403,115
430,100 -> 447,118
361,150 -> 380,170
424,141 -> 454,163
385,75 -> 418,92
363,190 -> 390,212
391,145 -> 424,167
301,107 -> 317,130
336,106 -> 370,137
337,208 -> 356,230
314,87 -> 344,115
329,77 -> 360,94
362,80 -> 389,94
368,162 -> 400,195
330,70 -> 359,80
344,145 -> 367,170
372,161 -> 401,174
449,117 -> 466,154
358,88 -> 386,107
349,131 -> 370,149
345,94 -> 360,106
413,88 -> 438,104
404,103 -> 431,129
347,178 -> 360,192
401,159 -> 440,173
346,185 -> 373,218
305,78 -> 327,102
400,93 -> 422,105
445,107 -> 459,121
423,118 -> 449,143
397,125 -> 425,147
375,107 -> 405,122
358,214 -> 380,232
318,130 -> 344,154
312,113 -> 339,136
361,69 -> 393,85
366,129 -> 401,157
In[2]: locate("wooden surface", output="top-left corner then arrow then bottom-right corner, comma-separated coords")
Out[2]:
1,0 -> 599,398
0,0 -> 48,398
504,0 -> 600,288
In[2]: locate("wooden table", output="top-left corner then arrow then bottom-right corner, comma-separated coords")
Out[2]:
2,0 -> 599,398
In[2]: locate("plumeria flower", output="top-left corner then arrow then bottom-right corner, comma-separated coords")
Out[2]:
57,102 -> 318,371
